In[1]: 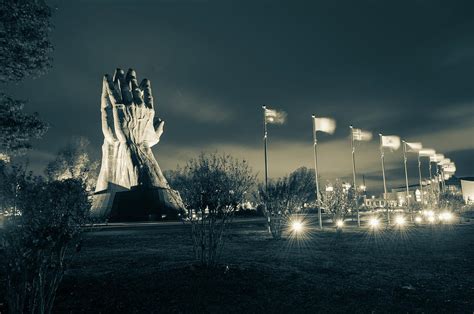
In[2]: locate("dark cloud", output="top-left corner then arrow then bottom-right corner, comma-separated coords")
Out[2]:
5,0 -> 474,194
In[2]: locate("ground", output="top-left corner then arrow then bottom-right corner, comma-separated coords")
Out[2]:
47,216 -> 473,313
2,217 -> 474,313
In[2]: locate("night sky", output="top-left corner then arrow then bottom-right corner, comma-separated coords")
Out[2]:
6,0 -> 474,193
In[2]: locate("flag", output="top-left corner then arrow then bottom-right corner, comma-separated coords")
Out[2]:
381,135 -> 401,150
418,148 -> 435,157
443,163 -> 456,173
439,158 -> 451,166
405,142 -> 423,152
314,117 -> 336,134
352,128 -> 372,141
430,154 -> 444,163
264,107 -> 286,124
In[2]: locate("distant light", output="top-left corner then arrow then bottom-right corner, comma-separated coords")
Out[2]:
415,216 -> 422,223
336,219 -> 344,228
424,210 -> 434,217
326,186 -> 334,192
395,215 -> 406,226
439,211 -> 453,222
291,221 -> 304,233
359,185 -> 366,191
427,216 -> 435,223
369,217 -> 380,228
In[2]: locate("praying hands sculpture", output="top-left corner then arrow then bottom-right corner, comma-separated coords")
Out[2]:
95,68 -> 170,191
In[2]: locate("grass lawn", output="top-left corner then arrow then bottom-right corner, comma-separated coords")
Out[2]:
4,218 -> 474,313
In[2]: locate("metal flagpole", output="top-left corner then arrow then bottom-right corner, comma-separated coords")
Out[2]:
262,106 -> 271,234
379,133 -> 389,224
262,106 -> 269,193
440,166 -> 446,192
312,115 -> 322,229
437,164 -> 442,192
402,141 -> 411,213
428,161 -> 433,206
350,125 -> 360,227
417,154 -> 424,208
429,161 -> 432,181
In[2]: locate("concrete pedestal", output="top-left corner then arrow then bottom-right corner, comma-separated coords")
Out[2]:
91,186 -> 184,222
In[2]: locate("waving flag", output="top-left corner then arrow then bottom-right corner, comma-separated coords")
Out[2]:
443,163 -> 456,173
418,148 -> 435,157
406,142 -> 423,152
381,135 -> 401,150
314,117 -> 336,134
264,107 -> 286,124
430,154 -> 444,163
439,158 -> 451,166
352,128 -> 372,141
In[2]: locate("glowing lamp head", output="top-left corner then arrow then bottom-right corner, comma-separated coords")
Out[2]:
439,211 -> 453,222
395,215 -> 405,226
425,210 -> 434,217
415,216 -> 422,223
427,215 -> 435,224
336,219 -> 344,228
291,220 -> 304,233
369,217 -> 380,229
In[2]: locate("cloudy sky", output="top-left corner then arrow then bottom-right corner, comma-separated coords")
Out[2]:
7,0 -> 474,193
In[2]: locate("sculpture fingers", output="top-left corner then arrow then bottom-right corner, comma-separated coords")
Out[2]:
116,68 -> 133,105
101,107 -> 117,142
146,118 -> 164,147
139,78 -> 153,109
111,104 -> 127,143
101,77 -> 117,142
114,68 -> 133,105
126,68 -> 144,105
101,76 -> 110,109
154,118 -> 164,141
104,74 -> 122,105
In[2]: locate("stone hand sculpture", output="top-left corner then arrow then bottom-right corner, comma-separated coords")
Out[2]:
95,68 -> 170,191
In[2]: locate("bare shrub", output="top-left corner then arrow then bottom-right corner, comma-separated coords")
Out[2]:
0,164 -> 90,314
258,167 -> 315,239
166,153 -> 255,267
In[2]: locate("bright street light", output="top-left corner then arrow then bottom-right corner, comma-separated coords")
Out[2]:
415,216 -> 422,223
369,217 -> 380,229
439,211 -> 453,223
336,219 -> 344,228
395,215 -> 405,227
291,220 -> 304,233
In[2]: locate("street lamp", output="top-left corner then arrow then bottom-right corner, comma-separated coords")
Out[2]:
291,220 -> 304,233
395,215 -> 406,227
369,217 -> 380,229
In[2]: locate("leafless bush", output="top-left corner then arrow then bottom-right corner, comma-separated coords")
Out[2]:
0,164 -> 90,314
166,152 -> 255,267
258,167 -> 315,239
318,180 -> 355,222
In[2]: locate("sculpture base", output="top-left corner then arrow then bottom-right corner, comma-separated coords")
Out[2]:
91,186 -> 184,222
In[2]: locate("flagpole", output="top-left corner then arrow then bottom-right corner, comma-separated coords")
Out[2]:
429,161 -> 432,181
349,125 -> 360,227
262,106 -> 269,193
379,133 -> 389,224
440,166 -> 446,192
417,154 -> 424,208
402,141 -> 411,211
312,115 -> 322,229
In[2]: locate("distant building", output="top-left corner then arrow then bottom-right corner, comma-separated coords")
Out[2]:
460,177 -> 474,204
365,176 -> 469,208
